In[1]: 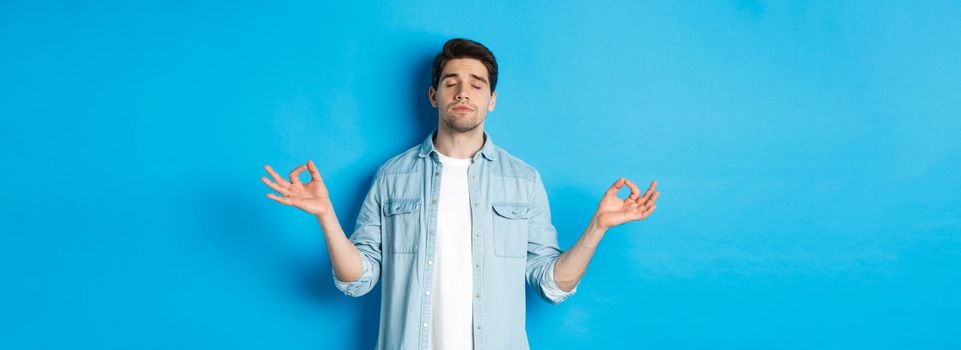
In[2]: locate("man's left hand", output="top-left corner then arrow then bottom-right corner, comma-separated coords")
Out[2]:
592,178 -> 659,230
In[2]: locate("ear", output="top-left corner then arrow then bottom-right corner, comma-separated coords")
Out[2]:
488,90 -> 497,112
428,86 -> 438,108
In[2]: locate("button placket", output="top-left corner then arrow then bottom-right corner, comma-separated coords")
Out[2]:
420,158 -> 442,347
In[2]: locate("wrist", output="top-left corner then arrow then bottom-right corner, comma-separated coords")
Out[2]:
315,207 -> 339,229
585,216 -> 608,242
589,214 -> 610,231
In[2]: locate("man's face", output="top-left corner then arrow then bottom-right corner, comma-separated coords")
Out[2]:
429,58 -> 497,133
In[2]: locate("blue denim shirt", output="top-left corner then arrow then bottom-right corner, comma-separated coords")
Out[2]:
333,131 -> 578,349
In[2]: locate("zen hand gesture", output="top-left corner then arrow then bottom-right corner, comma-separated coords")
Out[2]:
592,178 -> 659,230
261,160 -> 332,216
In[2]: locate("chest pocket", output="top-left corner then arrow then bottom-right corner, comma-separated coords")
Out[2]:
384,198 -> 421,254
491,202 -> 531,258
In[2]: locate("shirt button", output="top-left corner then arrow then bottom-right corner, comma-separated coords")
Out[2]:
476,326 -> 481,330
475,294 -> 481,299
428,260 -> 433,265
473,202 -> 478,207
434,172 -> 440,176
424,323 -> 428,328
475,264 -> 480,268
426,291 -> 431,296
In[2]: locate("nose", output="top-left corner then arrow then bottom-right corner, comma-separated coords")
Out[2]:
455,86 -> 469,100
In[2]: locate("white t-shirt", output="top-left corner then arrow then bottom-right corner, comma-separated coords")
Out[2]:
428,152 -> 474,350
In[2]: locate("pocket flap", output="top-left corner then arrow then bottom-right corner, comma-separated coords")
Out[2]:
492,202 -> 531,219
385,198 -> 421,216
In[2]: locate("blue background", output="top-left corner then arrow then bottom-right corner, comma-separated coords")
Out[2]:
2,1 -> 959,349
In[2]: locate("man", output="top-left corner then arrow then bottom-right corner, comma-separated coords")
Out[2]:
261,38 -> 659,349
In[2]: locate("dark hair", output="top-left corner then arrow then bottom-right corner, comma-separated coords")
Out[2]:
431,38 -> 498,94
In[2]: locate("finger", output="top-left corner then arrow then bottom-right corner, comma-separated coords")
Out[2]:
264,165 -> 290,186
307,160 -> 323,183
261,176 -> 289,196
644,191 -> 660,206
266,193 -> 292,206
289,164 -> 308,184
631,200 -> 656,218
641,204 -> 656,219
636,180 -> 657,203
637,191 -> 656,206
605,178 -> 626,196
625,179 -> 641,200
628,206 -> 647,220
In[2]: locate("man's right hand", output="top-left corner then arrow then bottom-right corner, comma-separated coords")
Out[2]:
262,160 -> 333,216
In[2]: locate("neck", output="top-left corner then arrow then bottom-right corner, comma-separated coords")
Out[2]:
434,125 -> 485,159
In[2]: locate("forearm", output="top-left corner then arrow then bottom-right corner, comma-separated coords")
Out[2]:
316,208 -> 364,282
553,218 -> 608,291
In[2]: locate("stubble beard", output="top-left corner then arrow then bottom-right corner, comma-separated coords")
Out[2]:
441,111 -> 485,133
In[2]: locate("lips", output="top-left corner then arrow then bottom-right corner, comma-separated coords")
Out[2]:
452,105 -> 473,112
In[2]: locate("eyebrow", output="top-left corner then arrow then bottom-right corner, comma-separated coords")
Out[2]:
441,73 -> 489,85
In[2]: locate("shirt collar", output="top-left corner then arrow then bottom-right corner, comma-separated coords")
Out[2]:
418,130 -> 497,161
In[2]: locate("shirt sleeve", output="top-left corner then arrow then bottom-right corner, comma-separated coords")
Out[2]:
525,169 -> 578,305
539,258 -> 579,303
331,166 -> 384,297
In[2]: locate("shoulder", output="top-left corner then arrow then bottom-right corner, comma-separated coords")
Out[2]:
490,145 -> 539,182
376,145 -> 422,177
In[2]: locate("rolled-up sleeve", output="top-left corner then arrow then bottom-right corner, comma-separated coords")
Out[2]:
539,259 -> 578,303
332,166 -> 384,297
525,170 -> 578,304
